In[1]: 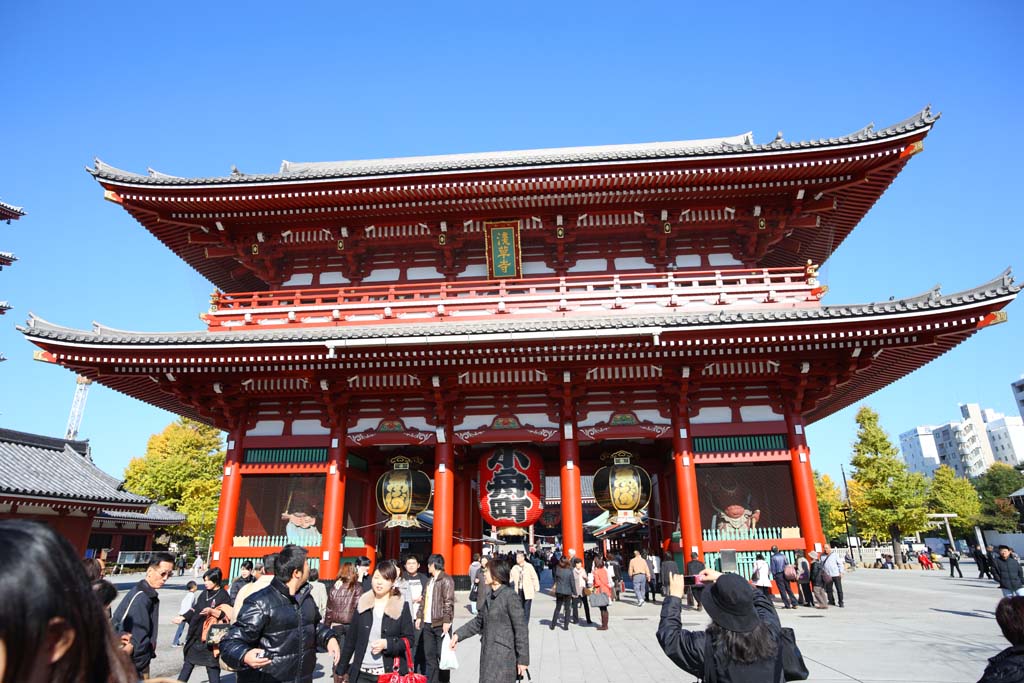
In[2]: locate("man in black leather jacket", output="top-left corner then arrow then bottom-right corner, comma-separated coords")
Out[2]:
221,545 -> 341,682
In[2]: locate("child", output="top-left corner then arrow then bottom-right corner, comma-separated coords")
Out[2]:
172,580 -> 198,647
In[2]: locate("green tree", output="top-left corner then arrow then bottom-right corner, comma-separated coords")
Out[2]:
972,463 -> 1024,532
814,471 -> 847,541
123,418 -> 225,545
927,465 -> 981,534
848,406 -> 930,561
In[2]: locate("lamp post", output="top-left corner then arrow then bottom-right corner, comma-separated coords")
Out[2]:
838,505 -> 860,566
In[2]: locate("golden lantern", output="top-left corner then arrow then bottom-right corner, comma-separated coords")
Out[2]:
592,450 -> 652,524
375,456 -> 432,528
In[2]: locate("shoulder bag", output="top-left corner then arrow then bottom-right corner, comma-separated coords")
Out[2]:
378,637 -> 427,683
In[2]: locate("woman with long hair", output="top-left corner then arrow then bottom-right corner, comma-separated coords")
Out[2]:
0,520 -> 138,683
657,568 -> 783,682
451,557 -> 529,683
550,556 -> 574,630
590,557 -> 613,631
173,567 -> 232,682
336,559 -> 415,683
326,562 -> 362,651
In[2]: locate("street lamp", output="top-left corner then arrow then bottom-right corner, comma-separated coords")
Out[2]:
838,506 -> 861,566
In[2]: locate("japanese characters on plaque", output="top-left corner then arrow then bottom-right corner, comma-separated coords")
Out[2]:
478,444 -> 543,536
484,220 -> 522,279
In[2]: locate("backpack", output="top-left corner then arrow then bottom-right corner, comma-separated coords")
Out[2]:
782,564 -> 799,582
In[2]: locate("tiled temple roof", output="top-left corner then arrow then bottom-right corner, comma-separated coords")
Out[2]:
0,200 -> 25,221
19,268 -> 1018,347
89,108 -> 939,186
96,502 -> 186,524
0,428 -> 150,507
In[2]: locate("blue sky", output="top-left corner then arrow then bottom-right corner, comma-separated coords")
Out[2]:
1,2 -> 1022,487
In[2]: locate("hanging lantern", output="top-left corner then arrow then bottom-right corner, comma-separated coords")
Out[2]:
479,445 -> 544,538
593,450 -> 652,524
376,456 -> 432,528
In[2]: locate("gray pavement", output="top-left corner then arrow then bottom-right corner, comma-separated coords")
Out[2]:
111,561 -> 1006,682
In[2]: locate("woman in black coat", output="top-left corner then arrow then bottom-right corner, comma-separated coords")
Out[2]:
174,568 -> 232,683
550,557 -> 575,630
980,596 -> 1024,682
337,560 -> 415,683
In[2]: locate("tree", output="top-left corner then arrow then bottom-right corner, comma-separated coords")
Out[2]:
123,418 -> 225,545
972,463 -> 1024,532
927,465 -> 981,534
814,471 -> 847,541
848,406 -> 930,562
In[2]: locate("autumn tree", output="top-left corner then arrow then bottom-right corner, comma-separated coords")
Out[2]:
972,463 -> 1024,532
926,465 -> 981,534
123,418 -> 225,544
814,471 -> 847,541
849,406 -> 930,561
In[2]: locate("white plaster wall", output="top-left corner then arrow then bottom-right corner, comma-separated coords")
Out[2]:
464,264 -> 487,278
614,257 -> 650,271
569,259 -> 608,273
691,407 -> 732,424
522,261 -> 556,275
320,272 -> 350,285
577,411 -> 611,428
282,273 -> 314,287
247,420 -> 285,437
515,412 -> 559,428
454,415 -> 496,431
361,268 -> 401,283
406,267 -> 444,280
292,420 -> 330,436
675,254 -> 702,268
708,253 -> 743,266
739,405 -> 783,422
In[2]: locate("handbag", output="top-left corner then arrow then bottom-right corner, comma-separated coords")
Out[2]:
589,591 -> 610,608
582,586 -> 593,596
469,583 -> 479,602
378,637 -> 427,683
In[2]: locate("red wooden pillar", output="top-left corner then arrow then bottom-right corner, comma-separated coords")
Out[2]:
320,426 -> 348,579
385,528 -> 402,561
787,412 -> 826,553
212,424 -> 245,574
658,471 -> 674,554
361,472 -> 379,570
672,404 -> 703,562
559,418 -> 584,560
432,427 -> 455,566
469,478 -> 482,558
452,462 -> 472,576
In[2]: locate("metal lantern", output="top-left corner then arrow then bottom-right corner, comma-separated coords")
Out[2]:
376,456 -> 432,528
479,445 -> 544,538
593,450 -> 652,524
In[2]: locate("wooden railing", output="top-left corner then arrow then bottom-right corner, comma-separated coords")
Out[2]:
702,526 -> 801,542
204,265 -> 824,330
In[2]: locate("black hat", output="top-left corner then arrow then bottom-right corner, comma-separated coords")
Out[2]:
701,573 -> 761,633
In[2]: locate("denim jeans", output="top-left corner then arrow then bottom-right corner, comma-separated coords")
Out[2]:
632,574 -> 647,605
171,620 -> 187,646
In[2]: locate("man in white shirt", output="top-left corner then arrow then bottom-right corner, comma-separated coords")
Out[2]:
821,544 -> 846,607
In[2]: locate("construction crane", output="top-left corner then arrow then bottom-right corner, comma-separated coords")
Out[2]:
32,350 -> 92,440
66,375 -> 93,440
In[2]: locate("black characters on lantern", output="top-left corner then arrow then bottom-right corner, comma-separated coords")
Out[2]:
485,448 -> 535,525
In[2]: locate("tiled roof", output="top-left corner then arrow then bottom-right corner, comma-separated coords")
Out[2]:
0,200 -> 25,220
96,502 -> 186,524
89,108 -> 938,186
545,475 -> 596,503
19,267 -> 1018,347
0,428 -> 150,507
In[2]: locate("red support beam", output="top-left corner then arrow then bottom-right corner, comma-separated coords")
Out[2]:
432,434 -> 455,567
672,404 -> 703,562
452,462 -> 472,576
787,412 -> 826,553
212,425 -> 246,574
320,426 -> 347,580
559,419 -> 584,560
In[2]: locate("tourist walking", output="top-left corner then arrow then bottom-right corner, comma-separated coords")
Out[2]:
978,596 -> 1024,682
398,554 -> 429,674
973,544 -> 993,579
221,544 -> 342,682
752,554 -> 772,597
946,545 -> 963,579
0,520 -> 139,683
628,549 -> 651,606
769,546 -> 797,609
192,555 -> 204,578
550,556 -> 575,630
229,560 -> 255,601
647,551 -> 661,604
662,551 -> 680,601
326,562 -> 362,682
796,553 -> 815,607
571,557 -> 593,624
468,553 -> 483,615
233,554 -> 275,618
822,544 -> 846,607
657,569 -> 784,681
992,545 -> 1024,598
171,581 -> 198,647
685,552 -> 705,610
808,551 -> 828,609
173,567 -> 232,683
451,557 -> 530,683
510,551 -> 540,621
416,553 -> 455,683
336,559 -> 415,683
112,550 -> 176,678
177,554 -> 186,576
591,556 -> 614,630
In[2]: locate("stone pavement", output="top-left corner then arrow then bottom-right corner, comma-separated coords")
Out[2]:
112,560 -> 1006,682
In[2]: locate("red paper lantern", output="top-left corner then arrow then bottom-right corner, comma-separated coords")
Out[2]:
479,445 -> 544,537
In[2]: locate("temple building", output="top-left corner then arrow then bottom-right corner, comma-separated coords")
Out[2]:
21,107 -> 1020,581
1,199 -> 25,356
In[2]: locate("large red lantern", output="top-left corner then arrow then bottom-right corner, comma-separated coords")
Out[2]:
479,445 -> 544,538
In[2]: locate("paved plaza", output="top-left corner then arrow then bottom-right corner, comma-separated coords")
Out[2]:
118,561 -> 1005,682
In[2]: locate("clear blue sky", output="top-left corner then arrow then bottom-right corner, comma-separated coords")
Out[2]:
2,2 -> 1022,487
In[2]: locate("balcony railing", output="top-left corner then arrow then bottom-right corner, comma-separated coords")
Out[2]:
204,265 -> 824,330
702,526 -> 801,542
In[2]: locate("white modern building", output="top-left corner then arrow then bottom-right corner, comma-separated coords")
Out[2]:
900,403 -> 1008,478
989,415 -> 1024,467
899,426 -> 941,476
1012,376 -> 1024,421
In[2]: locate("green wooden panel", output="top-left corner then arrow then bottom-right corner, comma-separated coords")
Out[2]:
692,434 -> 787,454
243,448 -> 328,464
